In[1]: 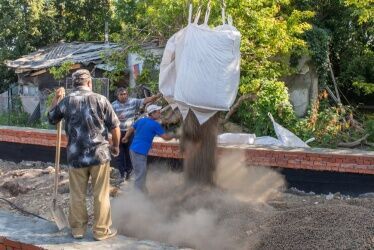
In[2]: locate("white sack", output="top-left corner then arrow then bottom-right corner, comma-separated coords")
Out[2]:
218,133 -> 256,144
255,136 -> 283,146
268,113 -> 310,148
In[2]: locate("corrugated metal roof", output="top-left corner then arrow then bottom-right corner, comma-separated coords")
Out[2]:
5,42 -> 121,72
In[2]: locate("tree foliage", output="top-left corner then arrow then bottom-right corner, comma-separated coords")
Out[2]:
0,0 -> 115,92
50,60 -> 74,81
294,0 -> 373,101
0,0 -> 372,142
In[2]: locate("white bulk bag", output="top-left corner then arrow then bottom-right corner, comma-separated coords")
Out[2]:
159,5 -> 241,123
159,4 -> 192,104
174,14 -> 241,111
159,29 -> 185,104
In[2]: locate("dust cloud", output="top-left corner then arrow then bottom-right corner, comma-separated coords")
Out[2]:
112,151 -> 285,250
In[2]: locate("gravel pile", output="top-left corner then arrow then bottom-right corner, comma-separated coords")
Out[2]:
0,159 -> 373,249
258,202 -> 374,249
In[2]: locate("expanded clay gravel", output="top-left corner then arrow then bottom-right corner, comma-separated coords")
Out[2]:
0,159 -> 373,249
258,203 -> 374,249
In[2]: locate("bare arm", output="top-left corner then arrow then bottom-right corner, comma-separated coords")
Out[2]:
122,127 -> 135,143
111,127 -> 121,147
143,93 -> 162,105
110,126 -> 121,157
49,87 -> 65,111
160,133 -> 178,141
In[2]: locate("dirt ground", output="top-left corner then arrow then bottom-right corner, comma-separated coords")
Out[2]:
0,159 -> 373,249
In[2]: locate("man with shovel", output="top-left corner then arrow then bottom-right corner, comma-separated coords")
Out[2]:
48,69 -> 121,241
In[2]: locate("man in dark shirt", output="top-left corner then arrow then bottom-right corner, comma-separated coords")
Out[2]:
111,87 -> 160,181
48,69 -> 120,241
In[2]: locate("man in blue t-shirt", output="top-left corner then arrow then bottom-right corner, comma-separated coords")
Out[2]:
111,87 -> 160,181
122,104 -> 176,191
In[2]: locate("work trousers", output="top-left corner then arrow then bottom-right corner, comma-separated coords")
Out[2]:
116,131 -> 133,178
129,150 -> 148,191
68,162 -> 112,237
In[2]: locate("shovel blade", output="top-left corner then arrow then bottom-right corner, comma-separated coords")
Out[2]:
50,203 -> 69,230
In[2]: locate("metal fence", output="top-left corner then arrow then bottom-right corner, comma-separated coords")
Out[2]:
0,91 -> 38,127
0,78 -> 110,127
65,77 -> 110,98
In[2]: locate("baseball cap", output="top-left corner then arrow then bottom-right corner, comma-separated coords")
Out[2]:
72,69 -> 91,80
146,104 -> 162,115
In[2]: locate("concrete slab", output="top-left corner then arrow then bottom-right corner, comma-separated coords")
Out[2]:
0,210 -> 181,249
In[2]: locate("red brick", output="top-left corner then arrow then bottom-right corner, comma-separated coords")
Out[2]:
299,160 -> 313,167
21,243 -> 43,250
313,161 -> 326,166
342,157 -> 358,164
363,160 -> 372,165
355,158 -> 364,164
326,162 -> 340,168
276,160 -> 288,167
308,156 -> 322,162
363,169 -> 374,175
354,165 -> 371,171
3,239 -> 21,249
331,165 -> 339,171
340,163 -> 357,168
287,162 -> 300,168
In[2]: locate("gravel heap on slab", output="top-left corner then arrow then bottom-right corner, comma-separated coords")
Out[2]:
0,159 -> 373,249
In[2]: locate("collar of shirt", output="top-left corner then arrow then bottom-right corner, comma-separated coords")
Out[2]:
74,86 -> 92,92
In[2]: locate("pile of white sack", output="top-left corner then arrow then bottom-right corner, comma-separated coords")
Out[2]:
218,113 -> 314,148
159,4 -> 241,124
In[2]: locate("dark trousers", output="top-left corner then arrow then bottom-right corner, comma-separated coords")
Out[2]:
116,131 -> 133,178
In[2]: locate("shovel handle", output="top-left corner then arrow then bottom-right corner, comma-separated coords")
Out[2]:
53,89 -> 65,200
53,121 -> 62,199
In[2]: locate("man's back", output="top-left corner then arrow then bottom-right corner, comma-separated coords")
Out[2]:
130,117 -> 165,155
48,86 -> 119,167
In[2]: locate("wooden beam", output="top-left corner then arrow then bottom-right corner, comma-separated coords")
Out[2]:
15,68 -> 32,74
70,64 -> 81,70
30,69 -> 47,76
328,57 -> 342,105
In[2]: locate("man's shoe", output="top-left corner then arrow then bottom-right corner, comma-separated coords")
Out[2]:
94,228 -> 117,241
71,228 -> 85,239
72,234 -> 84,239
125,170 -> 132,180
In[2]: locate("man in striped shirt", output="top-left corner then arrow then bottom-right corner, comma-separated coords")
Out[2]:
111,87 -> 160,180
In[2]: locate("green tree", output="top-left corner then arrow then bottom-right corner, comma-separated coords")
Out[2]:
53,0 -> 114,41
0,0 -> 116,92
0,0 -> 63,92
110,0 -> 313,134
294,0 -> 373,101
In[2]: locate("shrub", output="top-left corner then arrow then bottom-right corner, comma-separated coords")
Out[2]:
234,80 -> 296,136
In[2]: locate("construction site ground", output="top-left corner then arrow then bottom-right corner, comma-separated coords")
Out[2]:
0,159 -> 373,249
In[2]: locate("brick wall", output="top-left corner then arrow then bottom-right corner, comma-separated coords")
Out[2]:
0,236 -> 44,250
0,127 -> 67,148
0,126 -> 373,175
149,139 -> 374,175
